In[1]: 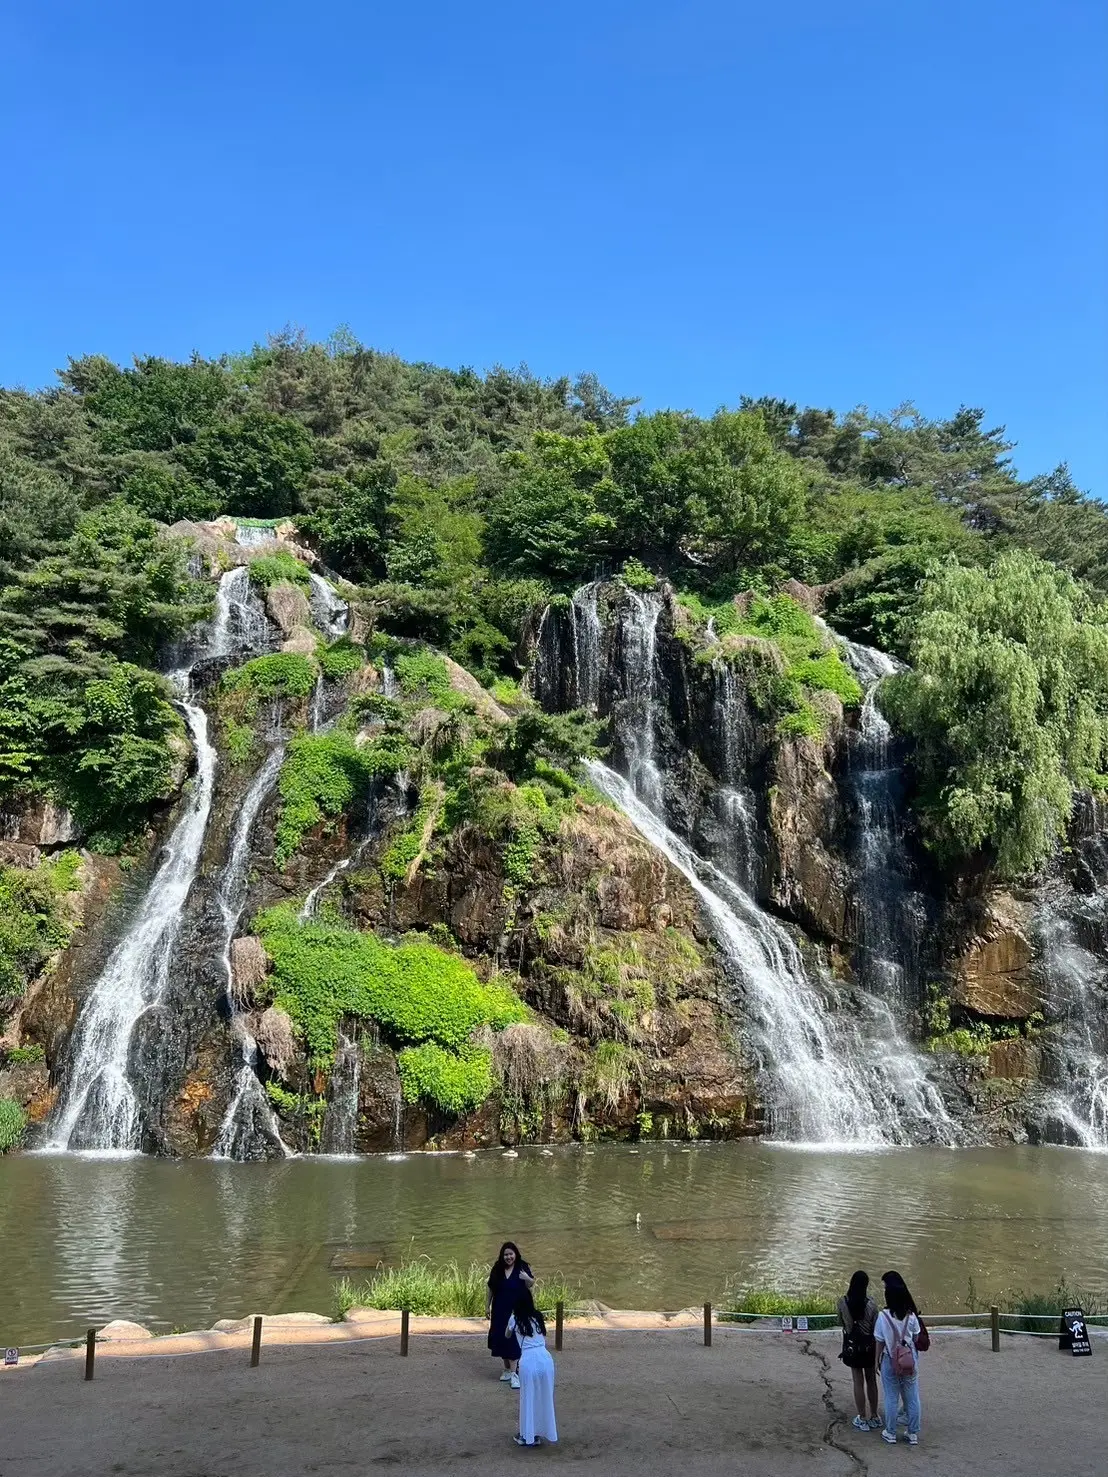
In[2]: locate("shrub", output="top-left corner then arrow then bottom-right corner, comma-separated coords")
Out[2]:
0,855 -> 80,1002
4,1044 -> 45,1064
220,715 -> 255,764
220,653 -> 317,721
620,557 -> 657,591
274,731 -> 376,866
398,1042 -> 493,1114
246,550 -> 311,589
254,905 -> 527,1064
0,1098 -> 26,1152
317,639 -> 365,681
393,649 -> 458,705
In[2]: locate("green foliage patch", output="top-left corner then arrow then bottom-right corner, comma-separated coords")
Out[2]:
316,639 -> 365,681
220,653 -> 317,721
397,1042 -> 493,1115
0,1097 -> 27,1152
0,852 -> 82,1002
332,1256 -> 578,1318
254,905 -> 526,1112
246,550 -> 311,589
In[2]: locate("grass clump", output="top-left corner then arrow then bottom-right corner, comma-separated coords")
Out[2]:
332,1256 -> 578,1319
0,1098 -> 27,1152
721,1286 -> 838,1328
220,715 -> 255,765
393,649 -> 466,708
246,550 -> 311,589
4,1044 -> 45,1064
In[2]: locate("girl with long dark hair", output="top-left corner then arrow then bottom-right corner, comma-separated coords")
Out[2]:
837,1270 -> 880,1430
874,1272 -> 923,1445
506,1287 -> 558,1447
486,1241 -> 534,1388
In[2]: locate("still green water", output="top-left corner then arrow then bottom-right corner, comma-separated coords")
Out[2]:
3,1143 -> 1107,1347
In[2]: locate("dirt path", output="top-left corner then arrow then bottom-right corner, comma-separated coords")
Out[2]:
1,1327 -> 1104,1477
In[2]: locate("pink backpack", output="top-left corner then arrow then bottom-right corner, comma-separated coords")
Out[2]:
887,1313 -> 917,1376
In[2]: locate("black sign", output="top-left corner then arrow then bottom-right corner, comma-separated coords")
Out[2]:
1059,1308 -> 1092,1357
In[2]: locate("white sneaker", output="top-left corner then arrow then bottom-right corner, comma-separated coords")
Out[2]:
907,1434 -> 919,1446
851,1416 -> 869,1430
500,1372 -> 513,1382
510,1373 -> 521,1389
881,1431 -> 897,1444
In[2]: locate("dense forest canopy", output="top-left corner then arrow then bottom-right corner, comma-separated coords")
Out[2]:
1,327 -> 1105,875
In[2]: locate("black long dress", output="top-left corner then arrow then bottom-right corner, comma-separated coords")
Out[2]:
487,1262 -> 532,1360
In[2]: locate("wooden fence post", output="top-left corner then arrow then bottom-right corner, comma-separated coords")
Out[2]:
990,1305 -> 1000,1353
400,1308 -> 410,1357
250,1316 -> 263,1367
84,1329 -> 96,1381
704,1303 -> 712,1347
555,1302 -> 564,1352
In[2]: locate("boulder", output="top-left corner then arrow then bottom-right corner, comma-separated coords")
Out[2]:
0,798 -> 80,848
986,1036 -> 1042,1080
0,840 -> 42,870
266,581 -> 312,636
951,893 -> 1041,1019
282,625 -> 318,657
441,656 -> 509,723
98,1320 -> 152,1341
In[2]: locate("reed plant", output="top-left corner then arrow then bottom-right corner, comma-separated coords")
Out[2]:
332,1255 -> 578,1320
720,1285 -> 838,1328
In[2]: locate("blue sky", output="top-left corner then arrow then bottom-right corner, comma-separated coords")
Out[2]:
2,1 -> 1104,489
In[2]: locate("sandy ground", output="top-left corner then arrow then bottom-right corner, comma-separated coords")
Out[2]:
1,1320 -> 1105,1477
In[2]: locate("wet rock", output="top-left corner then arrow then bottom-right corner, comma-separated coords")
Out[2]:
986,1036 -> 1042,1079
767,734 -> 852,943
0,840 -> 42,869
266,581 -> 311,636
951,893 -> 1041,1019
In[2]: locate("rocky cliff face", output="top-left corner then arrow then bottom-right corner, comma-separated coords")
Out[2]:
4,561 -> 1108,1155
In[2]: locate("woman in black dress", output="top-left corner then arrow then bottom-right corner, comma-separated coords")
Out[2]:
486,1242 -> 535,1388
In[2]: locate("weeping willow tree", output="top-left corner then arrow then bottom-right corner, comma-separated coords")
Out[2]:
884,550 -> 1108,878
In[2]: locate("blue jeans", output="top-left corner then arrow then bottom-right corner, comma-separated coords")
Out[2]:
881,1358 -> 921,1437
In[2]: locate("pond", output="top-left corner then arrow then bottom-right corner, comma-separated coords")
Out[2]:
3,1142 -> 1107,1347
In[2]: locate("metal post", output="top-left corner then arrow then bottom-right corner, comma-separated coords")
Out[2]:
250,1316 -> 263,1367
400,1308 -> 410,1356
555,1302 -> 564,1352
991,1305 -> 1000,1353
704,1302 -> 712,1347
84,1329 -> 96,1381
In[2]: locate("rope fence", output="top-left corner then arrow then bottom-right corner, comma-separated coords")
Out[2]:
4,1302 -> 1104,1375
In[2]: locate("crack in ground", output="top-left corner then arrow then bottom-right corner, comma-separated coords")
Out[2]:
799,1338 -> 869,1475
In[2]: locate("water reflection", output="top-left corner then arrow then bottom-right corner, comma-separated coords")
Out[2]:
2,1144 -> 1107,1345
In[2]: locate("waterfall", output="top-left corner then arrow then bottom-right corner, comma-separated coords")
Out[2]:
588,762 -> 950,1144
833,637 -> 921,1003
44,689 -> 218,1152
712,664 -> 759,891
308,572 -> 349,639
232,524 -> 280,549
571,582 -> 603,711
210,565 -> 270,658
619,590 -> 666,814
1036,893 -> 1108,1148
319,1032 -> 362,1155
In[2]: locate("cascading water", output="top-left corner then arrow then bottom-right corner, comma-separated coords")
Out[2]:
211,745 -> 291,1161
44,687 -> 218,1152
711,664 -> 759,892
308,572 -> 349,640
571,582 -> 603,711
544,584 -> 953,1145
589,763 -> 950,1143
834,637 -> 922,1003
319,1032 -> 362,1155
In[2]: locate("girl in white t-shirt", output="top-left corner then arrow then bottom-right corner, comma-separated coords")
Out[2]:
874,1278 -> 922,1445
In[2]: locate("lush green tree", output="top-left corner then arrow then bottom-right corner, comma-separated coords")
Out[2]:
178,408 -> 315,516
485,429 -> 612,580
65,354 -> 234,453
884,550 -> 1108,876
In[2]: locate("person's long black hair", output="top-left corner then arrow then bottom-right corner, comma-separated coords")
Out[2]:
513,1287 -> 546,1339
489,1241 -> 525,1289
845,1269 -> 869,1320
882,1270 -> 918,1318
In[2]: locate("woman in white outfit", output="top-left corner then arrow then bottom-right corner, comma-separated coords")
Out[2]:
506,1288 -> 558,1448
